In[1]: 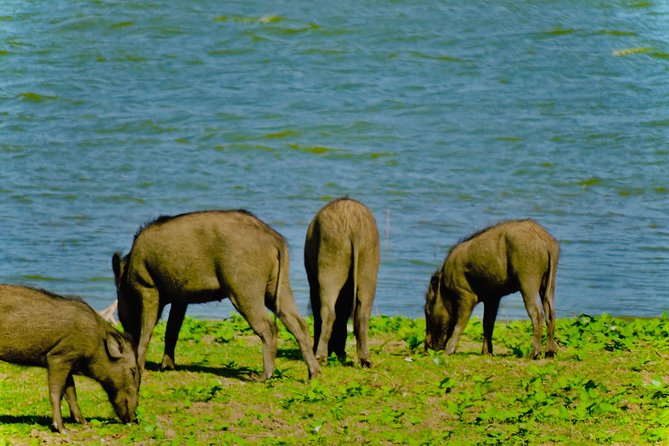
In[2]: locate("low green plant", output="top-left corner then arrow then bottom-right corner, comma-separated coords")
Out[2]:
0,313 -> 666,444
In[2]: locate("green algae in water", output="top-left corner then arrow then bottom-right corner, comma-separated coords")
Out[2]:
408,259 -> 434,267
495,136 -> 524,142
369,151 -> 394,160
617,188 -> 642,197
288,144 -> 340,155
644,119 -> 669,127
102,194 -> 145,204
578,177 -> 603,187
113,53 -> 148,63
19,92 -> 58,102
280,23 -> 320,34
20,275 -> 62,282
594,30 -> 638,37
612,47 -> 651,57
540,27 -> 577,37
407,51 -> 467,63
264,129 -> 299,139
213,15 -> 283,24
110,20 -> 134,29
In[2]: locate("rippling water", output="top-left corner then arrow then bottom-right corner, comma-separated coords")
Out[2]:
1,0 -> 668,320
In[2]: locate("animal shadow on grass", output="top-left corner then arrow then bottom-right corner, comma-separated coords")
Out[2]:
0,414 -> 116,430
145,360 -> 260,381
145,347 -> 312,381
276,347 -> 357,369
448,349 -> 529,359
276,347 -> 304,361
0,414 -> 53,428
279,348 -> 356,367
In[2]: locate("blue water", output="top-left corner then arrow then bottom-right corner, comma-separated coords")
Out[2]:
2,0 -> 668,321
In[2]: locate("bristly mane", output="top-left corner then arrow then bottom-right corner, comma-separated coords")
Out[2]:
333,194 -> 351,202
130,209 -> 288,247
133,209 -> 257,241
30,286 -> 80,302
329,195 -> 366,207
448,218 -> 535,254
30,286 -> 98,314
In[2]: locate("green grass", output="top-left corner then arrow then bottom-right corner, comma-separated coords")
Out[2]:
0,313 -> 667,445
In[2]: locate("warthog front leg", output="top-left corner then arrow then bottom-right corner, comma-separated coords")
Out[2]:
162,302 -> 188,371
482,298 -> 500,355
63,373 -> 86,425
131,286 -> 161,370
445,291 -> 477,355
46,359 -> 72,433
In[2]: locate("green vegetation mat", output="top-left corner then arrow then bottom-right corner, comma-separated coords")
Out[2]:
0,313 -> 667,445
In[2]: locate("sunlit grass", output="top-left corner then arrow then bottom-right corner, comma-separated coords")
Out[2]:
0,313 -> 667,444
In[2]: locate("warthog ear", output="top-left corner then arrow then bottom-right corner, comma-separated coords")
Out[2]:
429,272 -> 442,295
430,274 -> 439,289
112,252 -> 125,285
105,330 -> 126,360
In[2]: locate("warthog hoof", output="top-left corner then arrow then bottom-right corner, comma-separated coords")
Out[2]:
160,356 -> 176,371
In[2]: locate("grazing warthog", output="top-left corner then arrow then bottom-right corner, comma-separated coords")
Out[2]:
424,219 -> 559,359
112,210 -> 321,380
305,198 -> 380,367
0,285 -> 139,433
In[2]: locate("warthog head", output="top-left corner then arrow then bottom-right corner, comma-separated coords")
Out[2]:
100,330 -> 140,425
424,270 -> 455,351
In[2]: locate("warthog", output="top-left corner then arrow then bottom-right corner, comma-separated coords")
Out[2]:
112,210 -> 321,380
424,219 -> 559,359
0,285 -> 139,433
305,198 -> 380,367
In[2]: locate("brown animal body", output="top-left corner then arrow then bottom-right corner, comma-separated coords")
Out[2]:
305,198 -> 380,367
0,285 -> 139,433
112,210 -> 320,380
424,219 -> 559,359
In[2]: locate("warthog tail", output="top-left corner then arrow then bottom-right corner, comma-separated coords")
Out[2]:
274,245 -> 286,317
542,244 -> 560,320
351,239 -> 359,319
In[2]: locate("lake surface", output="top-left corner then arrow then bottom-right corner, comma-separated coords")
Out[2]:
2,0 -> 668,321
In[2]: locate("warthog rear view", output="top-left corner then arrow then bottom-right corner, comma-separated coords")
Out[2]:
0,285 -> 140,433
424,219 -> 559,358
112,210 -> 320,380
305,198 -> 380,367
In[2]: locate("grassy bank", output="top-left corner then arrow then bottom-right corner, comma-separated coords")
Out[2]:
0,313 -> 667,445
